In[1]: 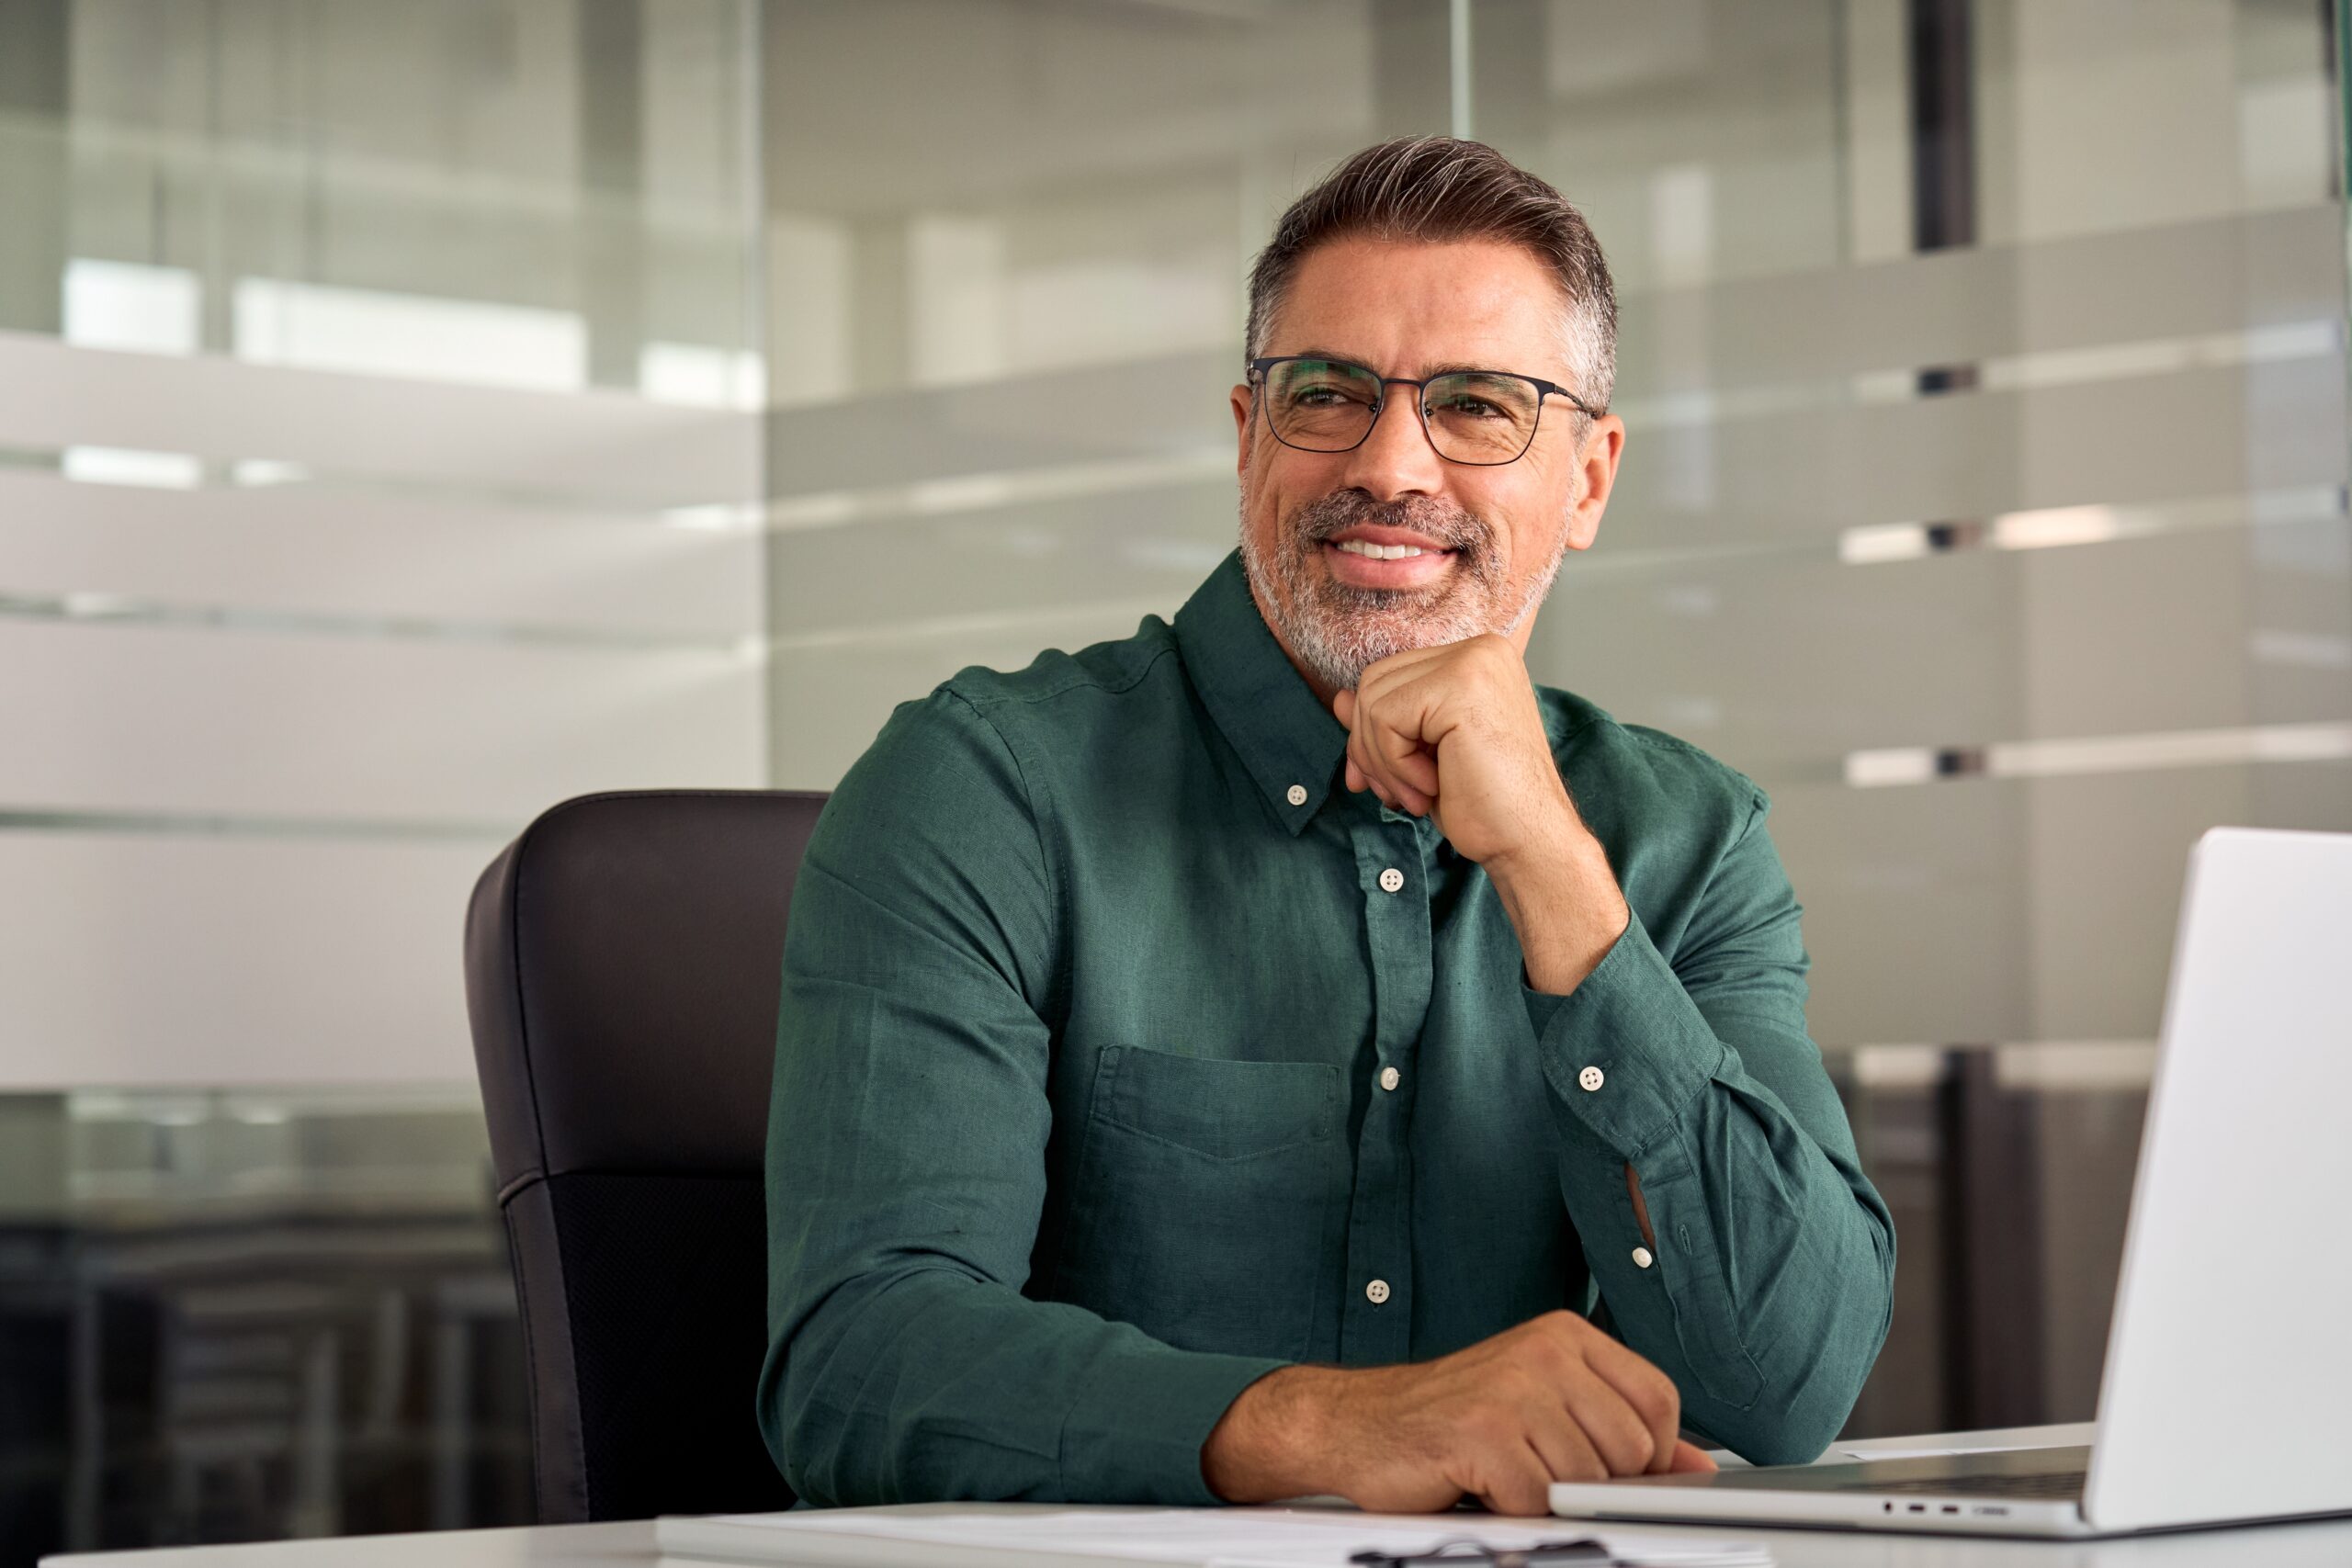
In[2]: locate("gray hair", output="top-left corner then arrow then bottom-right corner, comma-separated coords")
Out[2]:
1243,136 -> 1617,415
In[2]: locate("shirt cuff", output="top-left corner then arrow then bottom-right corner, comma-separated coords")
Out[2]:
1523,910 -> 1727,1157
1060,1342 -> 1290,1504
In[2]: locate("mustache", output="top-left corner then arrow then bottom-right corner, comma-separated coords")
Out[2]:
1288,490 -> 1491,556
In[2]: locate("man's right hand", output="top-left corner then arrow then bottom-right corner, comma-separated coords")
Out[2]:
1199,1310 -> 1718,1516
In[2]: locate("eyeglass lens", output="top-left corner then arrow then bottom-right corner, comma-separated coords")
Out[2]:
1262,358 -> 1544,463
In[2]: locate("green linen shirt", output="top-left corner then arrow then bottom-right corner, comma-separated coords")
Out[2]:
759,549 -> 1894,1507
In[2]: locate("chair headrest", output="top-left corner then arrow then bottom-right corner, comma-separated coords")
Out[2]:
464,788 -> 827,1200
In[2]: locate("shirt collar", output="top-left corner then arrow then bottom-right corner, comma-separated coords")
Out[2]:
1174,550 -> 1350,836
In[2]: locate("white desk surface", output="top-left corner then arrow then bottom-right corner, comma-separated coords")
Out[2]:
46,1424 -> 2352,1567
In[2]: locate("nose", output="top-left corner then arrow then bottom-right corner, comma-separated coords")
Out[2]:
1336,382 -> 1447,502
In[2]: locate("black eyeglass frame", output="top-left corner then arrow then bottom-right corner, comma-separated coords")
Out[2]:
1248,354 -> 1606,467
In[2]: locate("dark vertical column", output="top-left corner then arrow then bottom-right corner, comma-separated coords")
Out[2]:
1908,0 -> 1975,250
0,0 -> 70,335
577,0 -> 645,389
1936,1049 -> 2047,1427
1909,0 -> 1977,397
1909,0 -> 2045,1431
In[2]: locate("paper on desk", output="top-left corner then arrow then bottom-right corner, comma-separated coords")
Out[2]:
656,1504 -> 1771,1568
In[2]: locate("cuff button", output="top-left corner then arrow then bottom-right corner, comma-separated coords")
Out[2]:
1577,1065 -> 1605,1092
1632,1246 -> 1654,1269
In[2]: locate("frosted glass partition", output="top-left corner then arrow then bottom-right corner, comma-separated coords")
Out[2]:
0,0 -> 767,1088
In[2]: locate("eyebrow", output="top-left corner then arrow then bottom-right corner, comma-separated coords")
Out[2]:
1283,348 -> 1540,381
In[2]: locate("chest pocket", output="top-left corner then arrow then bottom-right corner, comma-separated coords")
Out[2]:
1048,1045 -> 1346,1363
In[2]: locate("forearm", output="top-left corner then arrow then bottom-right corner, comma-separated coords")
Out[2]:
1498,843 -> 1894,1464
1560,1052 -> 1894,1463
763,1249 -> 1284,1505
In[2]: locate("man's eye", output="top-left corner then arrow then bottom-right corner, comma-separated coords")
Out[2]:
1295,384 -> 1366,406
1432,394 -> 1507,419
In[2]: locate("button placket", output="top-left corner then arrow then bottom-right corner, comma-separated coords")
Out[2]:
1340,814 -> 1434,1365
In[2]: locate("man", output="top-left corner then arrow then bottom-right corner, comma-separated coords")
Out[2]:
759,137 -> 1894,1516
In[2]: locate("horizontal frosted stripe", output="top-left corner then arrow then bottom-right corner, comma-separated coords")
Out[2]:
0,807 -> 513,841
1605,356 -> 2346,549
0,621 -> 765,822
1846,721 -> 2352,787
763,447 -> 1234,536
1766,760 -> 2352,1047
1835,1042 -> 2159,1090
0,588 -> 759,656
767,604 -> 1159,790
766,478 -> 1230,641
1574,513 -> 2352,774
1614,205 -> 2346,394
767,349 -> 1237,496
0,831 -> 497,1089
0,333 -> 759,508
0,467 -> 762,637
1617,318 -> 2338,432
1993,1042 -> 2159,1091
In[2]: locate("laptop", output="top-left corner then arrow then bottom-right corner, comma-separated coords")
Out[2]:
1550,826 -> 2352,1538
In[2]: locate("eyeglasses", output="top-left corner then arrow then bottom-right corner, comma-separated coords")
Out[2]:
1250,354 -> 1602,467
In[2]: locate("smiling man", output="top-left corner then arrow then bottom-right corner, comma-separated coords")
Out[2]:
759,137 -> 1895,1516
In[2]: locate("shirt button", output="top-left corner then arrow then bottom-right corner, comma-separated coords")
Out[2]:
1377,867 -> 1405,894
1577,1065 -> 1605,1093
1632,1247 -> 1654,1269
1285,784 -> 1307,807
1378,1066 -> 1400,1091
1364,1279 -> 1391,1305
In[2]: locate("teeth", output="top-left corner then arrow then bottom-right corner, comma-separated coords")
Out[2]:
1335,539 -> 1429,559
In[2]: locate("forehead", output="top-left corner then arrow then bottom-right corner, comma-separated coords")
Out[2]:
1272,236 -> 1570,379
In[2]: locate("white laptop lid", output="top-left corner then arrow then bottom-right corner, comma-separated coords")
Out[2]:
2082,828 -> 2352,1532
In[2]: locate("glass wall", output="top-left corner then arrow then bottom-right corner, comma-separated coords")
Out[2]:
0,1 -> 763,1552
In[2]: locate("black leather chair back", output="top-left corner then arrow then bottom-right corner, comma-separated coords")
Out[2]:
462,788 -> 826,1523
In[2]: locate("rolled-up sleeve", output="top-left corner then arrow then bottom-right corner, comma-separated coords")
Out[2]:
757,688 -> 1285,1506
1525,789 -> 1895,1465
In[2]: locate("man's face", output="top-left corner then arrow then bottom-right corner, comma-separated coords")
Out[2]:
1231,236 -> 1623,698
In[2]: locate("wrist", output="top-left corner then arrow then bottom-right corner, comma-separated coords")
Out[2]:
1201,1364 -> 1342,1503
1489,833 -> 1628,996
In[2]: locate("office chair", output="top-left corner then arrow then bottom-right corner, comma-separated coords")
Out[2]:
462,788 -> 826,1524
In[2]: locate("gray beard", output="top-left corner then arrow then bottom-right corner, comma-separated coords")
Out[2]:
1238,489 -> 1571,693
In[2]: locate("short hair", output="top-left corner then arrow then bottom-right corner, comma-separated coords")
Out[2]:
1243,136 -> 1617,414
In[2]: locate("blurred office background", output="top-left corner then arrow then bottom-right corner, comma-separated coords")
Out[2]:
1,0 -> 2346,1553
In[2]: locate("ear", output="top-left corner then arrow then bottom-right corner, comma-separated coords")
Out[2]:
1563,412 -> 1625,551
1230,382 -> 1255,476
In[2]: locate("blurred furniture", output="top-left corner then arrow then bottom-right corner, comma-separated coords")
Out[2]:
462,790 -> 826,1524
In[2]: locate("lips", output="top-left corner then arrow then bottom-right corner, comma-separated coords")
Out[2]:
1320,536 -> 1458,589
1326,524 -> 1456,554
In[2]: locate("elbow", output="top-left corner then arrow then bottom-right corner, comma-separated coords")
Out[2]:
1710,1222 -> 1897,1467
757,1326 -> 851,1507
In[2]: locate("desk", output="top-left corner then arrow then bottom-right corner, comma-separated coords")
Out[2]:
45,1425 -> 2352,1567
